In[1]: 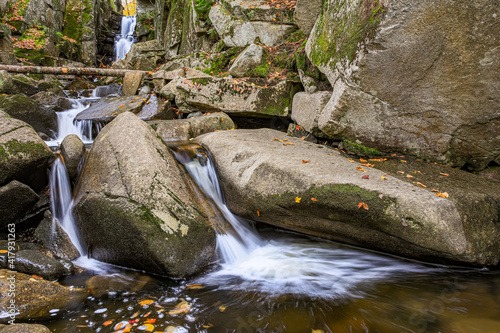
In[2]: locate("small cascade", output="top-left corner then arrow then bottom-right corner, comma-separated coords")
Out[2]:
46,99 -> 102,148
173,143 -> 436,297
115,15 -> 137,60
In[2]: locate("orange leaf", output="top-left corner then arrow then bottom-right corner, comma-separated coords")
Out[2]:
401,160 -> 407,163
381,175 -> 388,180
356,167 -> 366,172
257,210 -> 260,216
295,197 -> 301,203
397,171 -> 405,174
283,142 -> 294,146
413,182 -> 427,188
103,320 -> 114,326
357,203 -> 369,210
440,173 -> 450,176
186,283 -> 204,289
348,158 -> 355,163
360,163 -> 375,168
406,174 -> 413,178
0,250 -> 8,253
311,198 -> 318,202
359,158 -> 367,162
302,160 -> 310,164
139,299 -> 154,306
144,318 -> 156,324
436,192 -> 449,198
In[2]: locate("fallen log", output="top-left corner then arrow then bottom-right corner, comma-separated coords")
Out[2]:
0,64 -> 150,77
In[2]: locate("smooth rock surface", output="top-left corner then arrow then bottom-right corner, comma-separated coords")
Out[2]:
14,250 -> 64,281
292,91 -> 332,136
60,134 -> 86,180
125,40 -> 166,71
35,211 -> 81,260
0,180 -> 39,228
294,0 -> 323,36
229,44 -> 263,78
0,324 -> 50,333
197,129 -> 500,266
73,112 -> 216,277
74,95 -> 150,122
123,71 -> 143,96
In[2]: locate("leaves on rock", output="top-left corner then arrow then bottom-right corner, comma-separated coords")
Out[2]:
357,203 -> 369,210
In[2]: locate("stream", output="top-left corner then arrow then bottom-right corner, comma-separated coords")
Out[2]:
40,88 -> 500,332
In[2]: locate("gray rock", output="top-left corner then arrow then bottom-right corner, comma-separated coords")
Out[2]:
35,211 -> 81,260
197,128 -> 500,266
151,112 -> 235,142
60,135 -> 85,180
176,77 -> 294,117
0,70 -> 13,94
152,68 -> 185,92
58,258 -> 75,275
229,44 -> 263,78
0,24 -> 17,65
159,79 -> 179,101
136,95 -> 174,121
37,80 -> 63,94
14,250 -> 64,280
0,180 -> 39,228
0,324 -> 50,333
0,94 -> 57,135
291,91 -> 332,137
0,114 -> 54,191
64,79 -> 95,91
10,78 -> 39,96
0,269 -> 86,323
18,242 -> 42,251
24,0 -> 65,32
298,69 -> 331,94
92,84 -> 122,97
139,85 -> 151,95
223,0 -> 295,24
73,112 -> 217,277
123,71 -> 143,96
74,95 -> 150,122
124,40 -> 166,71
306,0 -> 500,170
294,0 -> 323,36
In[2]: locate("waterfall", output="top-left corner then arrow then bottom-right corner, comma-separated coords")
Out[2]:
115,16 -> 137,60
50,158 -> 85,255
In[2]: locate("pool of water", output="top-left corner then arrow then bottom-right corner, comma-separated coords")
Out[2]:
41,227 -> 500,333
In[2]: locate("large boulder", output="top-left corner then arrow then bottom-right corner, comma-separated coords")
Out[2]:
60,134 -> 86,180
0,269 -> 86,323
0,24 -> 17,65
0,324 -> 50,333
175,77 -> 296,117
124,40 -> 166,71
0,111 -> 54,191
0,94 -> 57,135
14,250 -> 65,281
294,0 -> 322,36
0,180 -> 39,228
74,94 -> 151,122
292,91 -> 332,136
24,0 -> 66,32
73,112 -> 216,277
35,211 -> 81,260
306,0 -> 500,170
197,129 -> 500,266
228,44 -> 263,78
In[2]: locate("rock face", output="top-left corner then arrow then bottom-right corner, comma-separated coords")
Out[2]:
24,0 -> 66,32
73,112 -> 216,277
306,0 -> 500,170
0,94 -> 57,135
0,180 -> 39,228
0,269 -> 86,323
14,250 -> 65,281
229,44 -> 263,78
292,91 -> 332,136
294,0 -> 322,36
0,111 -> 54,192
60,134 -> 86,180
197,129 -> 500,266
123,71 -> 143,96
35,211 -> 81,260
125,40 -> 166,70
150,112 -> 235,141
74,94 -> 151,122
176,77 -> 295,117
209,3 -> 297,47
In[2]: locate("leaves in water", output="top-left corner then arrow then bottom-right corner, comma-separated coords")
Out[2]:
138,300 -> 154,306
168,300 -> 191,315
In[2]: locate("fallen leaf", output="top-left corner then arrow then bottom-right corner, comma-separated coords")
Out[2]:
401,160 -> 407,163
137,323 -> 155,332
401,219 -> 408,227
311,198 -> 318,202
415,170 -> 423,175
356,167 -> 366,172
102,320 -> 114,326
348,158 -> 355,163
406,174 -> 413,178
413,182 -> 427,188
138,300 -> 154,306
168,300 -> 191,315
362,175 -> 370,179
144,318 -> 156,324
379,194 -> 384,199
431,189 -> 440,192
219,305 -> 227,312
203,324 -> 214,328
186,283 -> 204,290
397,171 -> 405,174
440,172 -> 450,176
360,158 -> 367,162
295,197 -> 302,203
360,163 -> 375,168
436,192 -> 449,198
357,203 -> 369,210
283,142 -> 294,146
0,250 -> 8,253
302,160 -> 310,164
381,176 -> 388,180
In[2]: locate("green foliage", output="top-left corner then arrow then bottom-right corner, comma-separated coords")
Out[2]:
2,0 -> 30,31
342,139 -> 382,157
202,47 -> 242,76
195,0 -> 215,21
246,62 -> 270,78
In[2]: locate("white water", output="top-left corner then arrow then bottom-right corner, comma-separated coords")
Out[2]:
45,98 -> 102,148
115,16 -> 137,60
174,145 -> 439,298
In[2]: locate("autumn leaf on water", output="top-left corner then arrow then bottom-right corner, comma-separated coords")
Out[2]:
311,198 -> 318,202
357,203 -> 369,210
302,160 -> 310,164
137,323 -> 155,332
295,197 -> 301,203
362,175 -> 370,179
102,320 -> 114,326
138,299 -> 154,306
144,318 -> 156,324
356,167 -> 366,172
168,300 -> 191,315
436,192 -> 449,198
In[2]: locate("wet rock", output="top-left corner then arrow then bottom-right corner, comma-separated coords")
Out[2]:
73,112 -> 217,277
197,128 -> 500,266
124,40 -> 166,71
291,91 -> 332,137
136,95 -> 174,121
74,95 -> 150,122
18,242 -> 43,252
58,259 -> 75,275
14,250 -> 64,280
0,112 -> 54,191
0,180 -> 39,228
35,211 -> 80,260
0,269 -> 87,323
0,324 -> 50,333
229,44 -> 263,78
306,0 -> 500,170
32,91 -> 67,110
86,273 -> 157,298
0,94 -> 57,135
294,0 -> 323,36
60,134 -> 86,180
176,77 -> 295,117
64,79 -> 96,91
150,112 -> 235,142
445,318 -> 500,333
92,83 -> 122,97
123,71 -> 143,96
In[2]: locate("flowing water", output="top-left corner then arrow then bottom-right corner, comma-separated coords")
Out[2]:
115,16 -> 137,61
43,139 -> 500,332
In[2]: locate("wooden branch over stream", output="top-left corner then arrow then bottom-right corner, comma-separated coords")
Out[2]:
0,64 -> 150,77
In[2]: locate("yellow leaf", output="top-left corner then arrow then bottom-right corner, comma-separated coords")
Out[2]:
102,320 -> 114,326
295,197 -> 301,203
381,176 -> 388,180
219,305 -> 227,312
140,324 -> 155,332
359,158 -> 367,162
401,160 -> 407,163
186,283 -> 204,289
283,142 -> 294,146
348,158 -> 355,163
139,299 -> 154,306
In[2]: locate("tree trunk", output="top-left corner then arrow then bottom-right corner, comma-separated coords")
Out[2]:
0,64 -> 150,77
